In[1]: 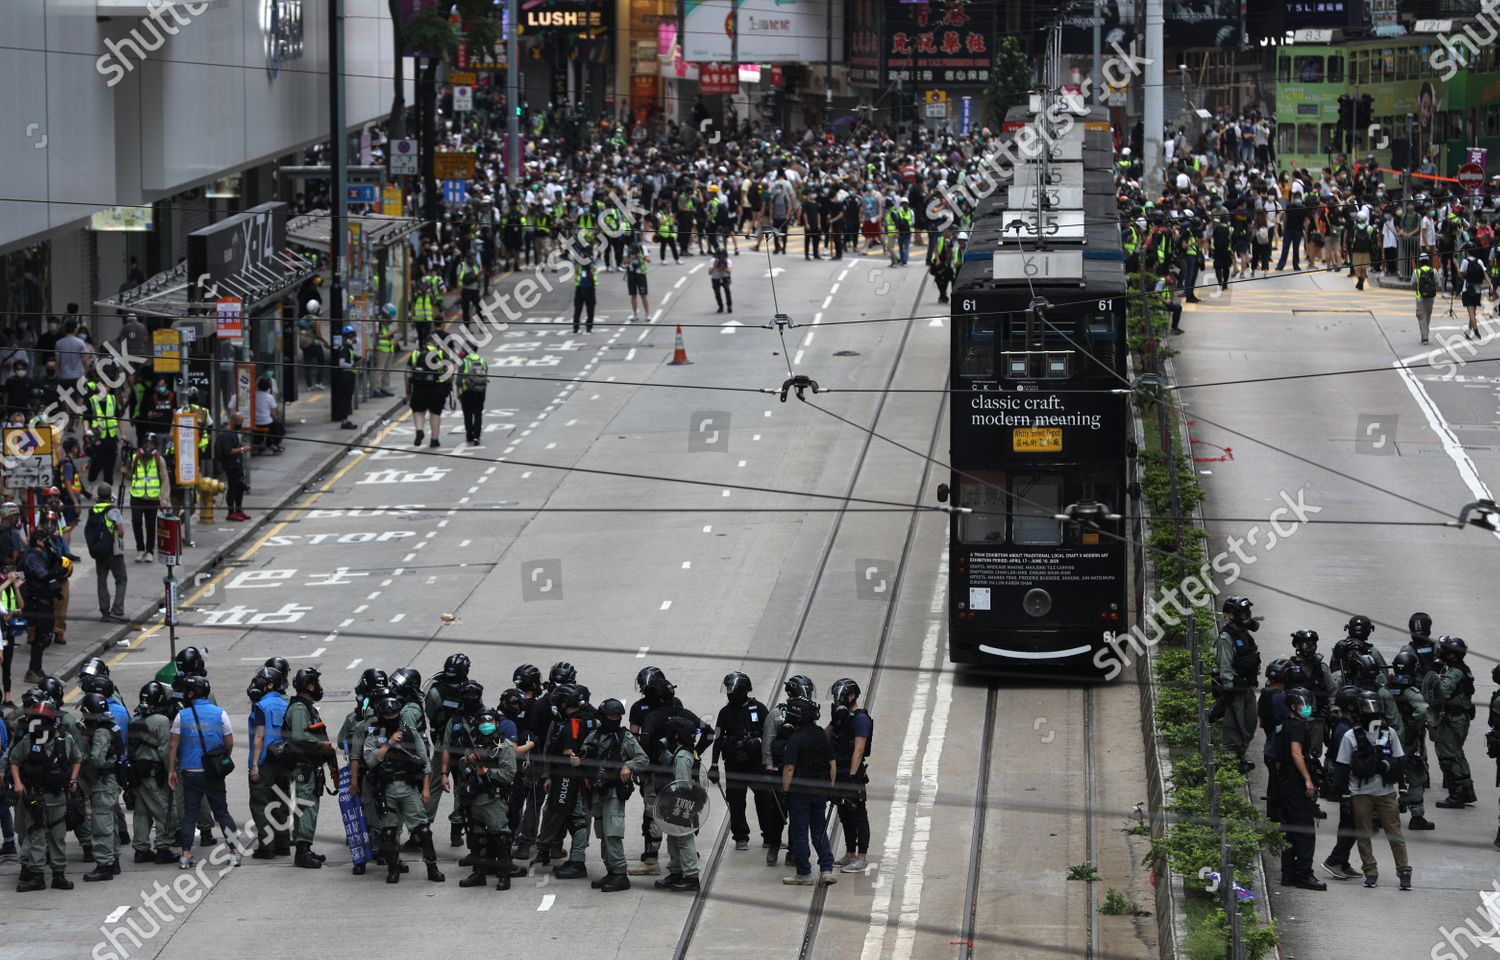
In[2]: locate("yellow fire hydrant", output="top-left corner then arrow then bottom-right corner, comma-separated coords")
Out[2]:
196,476 -> 227,523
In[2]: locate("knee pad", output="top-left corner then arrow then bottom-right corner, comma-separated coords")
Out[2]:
412,825 -> 433,845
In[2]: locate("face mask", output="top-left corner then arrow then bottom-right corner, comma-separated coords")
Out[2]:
1297,704 -> 1313,720
157,385 -> 168,395
477,722 -> 498,737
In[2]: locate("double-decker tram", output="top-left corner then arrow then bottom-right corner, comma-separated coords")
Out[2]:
943,99 -> 1134,677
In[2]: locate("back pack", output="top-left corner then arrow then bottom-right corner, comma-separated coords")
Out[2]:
1352,225 -> 1372,253
1418,268 -> 1438,299
1466,257 -> 1486,286
1349,729 -> 1395,782
84,508 -> 115,560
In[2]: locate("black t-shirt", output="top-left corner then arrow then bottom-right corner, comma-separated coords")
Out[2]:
713,697 -> 767,769
1276,716 -> 1309,766
782,725 -> 833,798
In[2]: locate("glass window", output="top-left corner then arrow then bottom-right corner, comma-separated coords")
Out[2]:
1278,123 -> 1296,154
1297,56 -> 1324,83
1327,56 -> 1344,83
1299,123 -> 1320,154
1277,56 -> 1291,83
1320,123 -> 1337,154
1011,475 -> 1063,545
960,316 -> 994,378
957,471 -> 1007,544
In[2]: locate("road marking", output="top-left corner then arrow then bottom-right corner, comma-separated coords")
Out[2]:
105,906 -> 131,924
381,579 -> 392,587
753,434 -> 761,441
662,291 -> 673,305
459,497 -> 470,504
539,894 -> 555,911
1391,354 -> 1500,542
566,419 -> 578,426
404,553 -> 416,562
636,646 -> 650,658
625,348 -> 637,361
521,471 -> 533,479
468,486 -> 481,493
367,591 -> 380,599
738,460 -> 746,467
459,540 -> 471,548
764,410 -> 771,417
477,475 -> 488,483
649,310 -> 661,323
484,466 -> 496,475
546,442 -> 557,449
838,269 -> 849,281
674,277 -> 687,289
391,613 -> 405,623
339,618 -> 354,627
813,312 -> 822,324
802,331 -> 815,347
682,561 -> 691,569
393,568 -> 405,576
659,600 -> 672,611
636,330 -> 649,342
438,519 -> 449,528
830,282 -> 840,294
414,541 -> 427,550
721,489 -> 731,497
690,262 -> 705,274
354,605 -> 368,613
346,659 -> 362,670
425,531 -> 437,538
822,295 -> 832,309
703,526 -> 712,533
793,349 -> 804,365
323,633 -> 338,643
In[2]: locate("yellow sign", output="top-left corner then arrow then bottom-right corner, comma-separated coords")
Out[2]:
434,152 -> 476,180
449,71 -> 477,86
383,186 -> 403,217
2,426 -> 52,458
1012,427 -> 1063,453
1085,121 -> 1111,131
924,89 -> 948,104
153,328 -> 182,373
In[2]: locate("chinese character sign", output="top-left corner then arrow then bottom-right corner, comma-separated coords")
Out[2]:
883,0 -> 992,87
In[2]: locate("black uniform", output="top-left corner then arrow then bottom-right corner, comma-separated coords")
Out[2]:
712,696 -> 783,847
1275,714 -> 1318,885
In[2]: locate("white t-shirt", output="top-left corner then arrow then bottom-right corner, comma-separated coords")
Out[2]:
1335,725 -> 1404,797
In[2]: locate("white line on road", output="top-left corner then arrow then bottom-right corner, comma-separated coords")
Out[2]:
649,310 -> 661,324
414,541 -> 427,550
752,434 -> 761,441
538,895 -> 555,912
674,277 -> 686,289
468,486 -> 480,494
566,419 -> 577,426
390,613 -> 405,623
380,579 -> 392,587
830,282 -> 840,293
339,617 -> 354,627
1391,355 -> 1500,542
354,605 -> 368,613
721,489 -> 731,497
105,907 -> 130,924
425,531 -> 437,538
738,460 -> 746,467
689,262 -> 705,274
459,497 -> 470,504
682,561 -> 691,569
703,525 -> 712,533
521,471 -> 533,479
545,442 -> 557,449
459,540 -> 471,548
822,295 -> 832,309
793,349 -> 804,366
802,331 -> 815,347
636,330 -> 649,342
813,312 -> 822,324
438,519 -> 449,528
662,291 -> 673,305
346,659 -> 362,670
636,646 -> 650,658
484,466 -> 496,475
404,553 -> 416,562
625,348 -> 637,361
367,592 -> 380,600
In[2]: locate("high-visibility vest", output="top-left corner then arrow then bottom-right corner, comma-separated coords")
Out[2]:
408,344 -> 448,383
1122,225 -> 1139,254
62,459 -> 82,494
90,500 -> 118,538
656,213 -> 676,239
1415,265 -> 1437,299
885,207 -> 913,233
459,263 -> 479,289
459,355 -> 488,394
411,292 -> 435,323
129,456 -> 161,500
575,268 -> 595,290
89,394 -> 119,438
376,323 -> 396,354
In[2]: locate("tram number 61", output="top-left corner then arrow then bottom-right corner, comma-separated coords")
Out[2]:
961,299 -> 977,311
1098,300 -> 1113,311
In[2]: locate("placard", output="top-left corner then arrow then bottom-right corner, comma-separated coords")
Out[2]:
173,410 -> 200,486
216,297 -> 244,343
236,363 -> 257,430
434,152 -> 476,180
153,328 -> 182,373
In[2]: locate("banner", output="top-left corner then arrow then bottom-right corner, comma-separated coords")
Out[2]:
883,0 -> 993,87
683,0 -> 841,63
699,62 -> 739,95
337,765 -> 372,866
1166,0 -> 1240,49
1051,1 -> 1137,55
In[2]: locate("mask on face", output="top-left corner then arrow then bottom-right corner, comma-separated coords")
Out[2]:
1297,704 -> 1313,720
477,721 -> 498,737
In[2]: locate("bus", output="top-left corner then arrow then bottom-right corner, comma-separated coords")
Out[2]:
944,101 -> 1133,676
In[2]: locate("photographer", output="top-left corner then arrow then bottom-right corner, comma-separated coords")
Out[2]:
1332,692 -> 1411,889
828,678 -> 872,874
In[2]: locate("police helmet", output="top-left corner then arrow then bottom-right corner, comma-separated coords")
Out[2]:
22,689 -> 58,722
723,671 -> 752,698
1409,611 -> 1432,639
1391,650 -> 1422,687
666,715 -> 698,748
390,667 -> 423,700
783,697 -> 820,727
373,694 -> 402,718
549,661 -> 578,687
1493,663 -> 1500,687
175,646 -> 206,677
1264,658 -> 1288,683
637,665 -> 665,693
247,666 -> 283,701
1354,654 -> 1381,685
552,684 -> 586,712
1290,629 -> 1319,653
498,688 -> 525,717
1222,595 -> 1254,621
597,698 -> 626,719
1345,615 -> 1374,642
1438,635 -> 1468,660
179,675 -> 211,700
41,676 -> 65,706
80,673 -> 116,697
1334,684 -> 1363,712
138,681 -> 171,712
265,656 -> 291,678
576,684 -> 592,705
443,653 -> 472,681
356,668 -> 389,700
1282,662 -> 1309,687
460,679 -> 485,702
784,675 -> 816,701
293,667 -> 323,700
78,656 -> 110,679
644,672 -> 676,706
475,709 -> 504,737
513,663 -> 542,692
831,678 -> 861,705
79,692 -> 111,718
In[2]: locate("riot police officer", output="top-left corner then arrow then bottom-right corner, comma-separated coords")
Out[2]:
1400,612 -> 1438,677
1431,636 -> 1477,808
7,689 -> 81,891
654,716 -> 702,892
78,693 -> 122,881
580,698 -> 648,892
1289,630 -> 1335,767
763,674 -> 817,866
425,653 -> 471,847
828,678 -> 873,873
363,693 -> 445,883
1487,663 -> 1500,848
456,708 -> 521,890
628,666 -> 676,875
1341,615 -> 1387,686
283,667 -> 336,866
441,679 -> 486,866
127,682 -> 174,863
1355,654 -> 1402,735
1274,687 -> 1326,891
1214,596 -> 1262,773
709,672 -> 782,857
1389,651 -> 1433,830
246,665 -> 290,859
508,663 -> 547,860
536,683 -> 595,876
1258,660 -> 1292,819
340,668 -> 387,874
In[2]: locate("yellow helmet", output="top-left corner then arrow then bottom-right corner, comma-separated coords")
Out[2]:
60,556 -> 73,576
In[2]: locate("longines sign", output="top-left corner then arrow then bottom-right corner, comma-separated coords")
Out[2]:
262,0 -> 305,79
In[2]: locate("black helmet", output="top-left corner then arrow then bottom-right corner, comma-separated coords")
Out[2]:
784,696 -> 820,727
460,679 -> 485,708
179,675 -> 211,700
1357,694 -> 1382,719
1439,635 -> 1468,660
78,656 -> 110,679
443,653 -> 472,680
643,672 -> 676,707
41,676 -> 64,705
1354,654 -> 1381,686
139,681 -> 171,712
1334,684 -> 1363,712
1390,649 -> 1421,685
265,656 -> 291,679
554,683 -> 586,712
1492,663 -> 1500,687
597,697 -> 626,719
246,667 -> 282,701
373,693 -> 402,718
1409,611 -> 1432,639
666,714 -> 698,748
293,667 -> 323,701
1281,662 -> 1309,687
474,708 -> 505,735
1264,658 -> 1288,683
390,667 -> 423,700
21,687 -> 50,713
1222,595 -> 1254,621
784,675 -> 816,701
356,668 -> 389,700
1345,615 -> 1374,641
513,663 -> 542,692
80,673 -> 116,697
498,688 -> 525,717
549,661 -> 578,687
637,666 -> 665,693
723,671 -> 752,699
175,646 -> 206,677
79,692 -> 111,718
831,678 -> 861,705
1290,629 -> 1319,653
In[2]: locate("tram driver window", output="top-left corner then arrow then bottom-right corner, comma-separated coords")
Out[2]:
957,472 -> 1007,543
960,316 -> 995,378
1011,475 -> 1063,545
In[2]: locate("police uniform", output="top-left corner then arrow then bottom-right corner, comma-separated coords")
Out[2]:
441,710 -> 482,850
662,745 -> 699,882
509,693 -> 549,856
8,725 -> 81,888
363,712 -> 444,882
1273,709 -> 1318,886
457,353 -> 487,444
127,709 -> 173,860
248,689 -> 291,854
457,732 -> 518,888
337,700 -> 379,872
629,695 -> 677,871
713,696 -> 783,849
581,725 -> 648,882
423,680 -> 463,838
80,716 -> 121,871
282,695 -> 334,854
1488,682 -> 1500,847
536,709 -> 594,869
1214,621 -> 1261,766
1431,662 -> 1476,804
1392,680 -> 1430,823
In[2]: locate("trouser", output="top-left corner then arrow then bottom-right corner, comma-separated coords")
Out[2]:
132,776 -> 171,853
606,237 -> 626,269
469,790 -> 510,834
898,233 -> 911,264
658,237 -> 679,262
1275,769 -> 1316,881
1252,242 -> 1271,271
249,765 -> 292,849
787,793 -> 833,876
712,278 -> 732,310
934,267 -> 954,301
666,829 -> 698,880
773,218 -> 790,254
89,775 -> 119,865
224,467 -> 246,514
1166,302 -> 1183,331
372,778 -> 437,874
1416,298 -> 1435,340
459,391 -> 485,441
679,220 -> 693,253
830,228 -> 845,259
573,290 -> 596,331
592,793 -> 629,875
725,768 -> 783,845
1325,796 -> 1356,866
1220,688 -> 1256,759
1213,254 -> 1232,289
1,797 -> 13,842
1352,792 -> 1409,878
291,764 -> 322,845
375,352 -> 394,390
835,773 -> 870,854
507,772 -> 541,847
169,774 -> 215,841
19,790 -> 68,872
421,770 -> 447,824
302,342 -> 326,387
1277,232 -> 1303,270
1180,255 -> 1200,298
639,773 -> 662,856
130,497 -> 158,553
25,596 -> 54,674
537,783 -> 590,864
1,631 -> 11,694
1304,718 -> 1327,771
177,771 -> 236,852
1399,741 -> 1427,817
95,552 -> 126,618
805,227 -> 821,258
1436,715 -> 1473,794
87,437 -> 118,484
332,369 -> 355,422
461,288 -> 481,325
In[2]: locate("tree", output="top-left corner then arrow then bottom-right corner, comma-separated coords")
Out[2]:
987,36 -> 1033,124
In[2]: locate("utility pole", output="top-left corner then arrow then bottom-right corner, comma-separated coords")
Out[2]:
507,0 -> 520,188
1091,0 -> 1102,106
1142,0 -> 1163,194
727,0 -> 739,130
328,0 -> 346,417
826,0 -> 834,122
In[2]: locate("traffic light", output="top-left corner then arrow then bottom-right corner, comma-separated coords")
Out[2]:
1336,95 -> 1352,126
1357,94 -> 1374,128
763,87 -> 781,125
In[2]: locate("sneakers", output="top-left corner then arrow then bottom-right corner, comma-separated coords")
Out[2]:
1399,869 -> 1412,891
179,855 -> 196,870
1321,859 -> 1358,880
765,845 -> 780,866
819,872 -> 837,885
414,430 -> 425,447
833,853 -> 857,868
783,873 -> 815,885
1363,874 -> 1379,888
840,855 -> 867,873
734,840 -> 749,851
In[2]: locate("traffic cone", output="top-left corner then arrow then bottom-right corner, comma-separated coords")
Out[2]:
669,325 -> 691,365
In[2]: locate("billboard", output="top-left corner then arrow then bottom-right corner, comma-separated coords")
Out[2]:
883,0 -> 994,86
187,202 -> 288,304
683,0 -> 843,63
1053,0 -> 1137,54
1166,0 -> 1240,49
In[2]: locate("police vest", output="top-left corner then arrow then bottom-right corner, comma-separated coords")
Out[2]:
250,692 -> 289,765
376,323 -> 396,354
129,456 -> 161,499
1229,629 -> 1261,681
90,394 -> 119,438
459,355 -> 488,394
408,345 -> 446,384
20,735 -> 71,791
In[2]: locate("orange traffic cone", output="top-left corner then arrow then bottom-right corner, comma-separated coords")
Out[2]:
669,325 -> 691,365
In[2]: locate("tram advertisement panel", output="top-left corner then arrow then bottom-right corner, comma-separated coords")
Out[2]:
955,389 -> 1126,463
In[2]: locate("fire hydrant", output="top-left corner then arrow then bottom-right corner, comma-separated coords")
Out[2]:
196,476 -> 227,522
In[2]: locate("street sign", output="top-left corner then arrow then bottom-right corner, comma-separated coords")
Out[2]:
7,456 -> 53,488
216,297 -> 243,343
3,426 -> 51,458
390,139 -> 418,176
923,89 -> 947,104
1459,162 -> 1485,196
925,101 -> 948,119
173,410 -> 199,486
153,328 -> 182,373
346,184 -> 377,204
960,96 -> 972,135
235,363 -> 256,430
449,70 -> 477,86
156,515 -> 182,567
443,180 -> 468,205
453,85 -> 473,112
434,152 -> 476,180
382,186 -> 403,217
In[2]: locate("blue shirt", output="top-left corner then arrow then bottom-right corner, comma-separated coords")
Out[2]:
499,717 -> 519,744
108,697 -> 131,751
174,701 -> 230,770
832,710 -> 874,769
248,692 -> 289,764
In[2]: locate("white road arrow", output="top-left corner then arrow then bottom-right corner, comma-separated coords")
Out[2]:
762,268 -> 786,278
721,320 -> 744,335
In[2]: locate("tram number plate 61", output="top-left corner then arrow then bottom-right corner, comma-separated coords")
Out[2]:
1012,427 -> 1063,452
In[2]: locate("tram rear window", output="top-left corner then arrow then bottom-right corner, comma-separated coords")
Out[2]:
956,473 -> 1119,547
961,316 -> 995,378
1011,475 -> 1063,545
957,470 -> 1006,543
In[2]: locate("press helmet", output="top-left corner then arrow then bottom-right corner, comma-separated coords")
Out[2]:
831,678 -> 861,705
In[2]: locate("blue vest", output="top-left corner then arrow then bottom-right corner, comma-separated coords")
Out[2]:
249,692 -> 289,764
177,701 -> 229,770
108,698 -> 132,751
